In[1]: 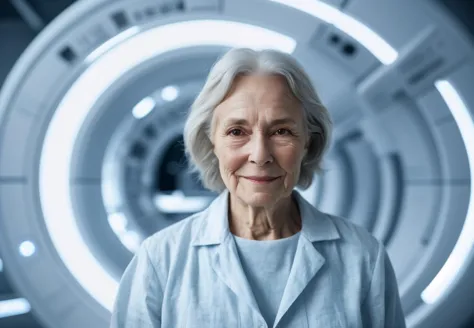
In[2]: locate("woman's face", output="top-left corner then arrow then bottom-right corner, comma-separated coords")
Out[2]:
211,74 -> 309,207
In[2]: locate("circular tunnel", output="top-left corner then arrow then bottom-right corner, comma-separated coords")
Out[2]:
0,0 -> 473,327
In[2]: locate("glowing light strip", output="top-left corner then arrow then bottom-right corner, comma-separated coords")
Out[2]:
107,212 -> 142,253
132,96 -> 156,119
0,298 -> 30,318
421,80 -> 474,304
269,0 -> 398,65
86,26 -> 140,63
39,20 -> 296,311
154,191 -> 211,213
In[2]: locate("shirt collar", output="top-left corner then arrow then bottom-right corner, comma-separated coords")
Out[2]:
192,189 -> 340,246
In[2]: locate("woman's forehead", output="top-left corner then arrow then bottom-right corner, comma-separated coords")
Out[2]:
218,77 -> 299,113
212,74 -> 303,129
213,101 -> 304,130
226,74 -> 296,100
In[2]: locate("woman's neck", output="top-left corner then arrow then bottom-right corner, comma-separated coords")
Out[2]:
228,193 -> 302,240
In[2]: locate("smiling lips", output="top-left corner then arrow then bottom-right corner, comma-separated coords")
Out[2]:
244,176 -> 279,183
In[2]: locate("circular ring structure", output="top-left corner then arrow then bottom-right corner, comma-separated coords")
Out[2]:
0,0 -> 473,327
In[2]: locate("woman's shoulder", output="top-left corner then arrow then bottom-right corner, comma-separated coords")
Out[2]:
143,210 -> 206,252
298,192 -> 381,257
133,210 -> 206,283
321,212 -> 382,259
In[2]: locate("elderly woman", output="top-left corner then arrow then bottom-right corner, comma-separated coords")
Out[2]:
110,48 -> 405,328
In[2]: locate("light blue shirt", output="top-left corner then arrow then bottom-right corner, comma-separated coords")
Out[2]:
110,189 -> 406,328
233,232 -> 300,328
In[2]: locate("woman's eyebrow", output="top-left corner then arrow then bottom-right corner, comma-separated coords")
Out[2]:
222,117 -> 298,127
222,118 -> 249,127
270,118 -> 298,126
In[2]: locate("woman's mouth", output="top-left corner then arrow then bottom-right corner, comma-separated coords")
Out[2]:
244,176 -> 279,183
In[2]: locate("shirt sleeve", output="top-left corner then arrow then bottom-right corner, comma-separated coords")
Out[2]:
109,240 -> 163,328
361,241 -> 406,328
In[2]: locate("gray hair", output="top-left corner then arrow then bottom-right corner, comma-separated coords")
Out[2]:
183,48 -> 332,192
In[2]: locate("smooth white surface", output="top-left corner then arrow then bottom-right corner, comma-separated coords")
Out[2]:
421,80 -> 474,304
86,27 -> 140,63
268,0 -> 398,64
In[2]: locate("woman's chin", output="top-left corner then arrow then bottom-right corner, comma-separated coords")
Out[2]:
238,190 -> 279,207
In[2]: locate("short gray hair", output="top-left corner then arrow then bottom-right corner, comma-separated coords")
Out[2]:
183,48 -> 332,192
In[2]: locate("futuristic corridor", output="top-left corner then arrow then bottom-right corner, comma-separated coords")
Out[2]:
0,0 -> 473,327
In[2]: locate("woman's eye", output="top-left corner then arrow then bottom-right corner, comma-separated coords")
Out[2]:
275,129 -> 290,135
228,129 -> 243,136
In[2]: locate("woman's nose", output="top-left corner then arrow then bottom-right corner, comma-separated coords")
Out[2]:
248,134 -> 273,166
